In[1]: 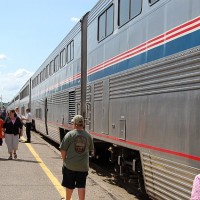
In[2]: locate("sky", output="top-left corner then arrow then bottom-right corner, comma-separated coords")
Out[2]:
0,0 -> 97,103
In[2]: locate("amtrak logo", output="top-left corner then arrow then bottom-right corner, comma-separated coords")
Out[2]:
74,135 -> 87,154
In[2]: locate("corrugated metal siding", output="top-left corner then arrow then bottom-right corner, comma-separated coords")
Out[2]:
94,81 -> 103,101
142,153 -> 200,200
68,91 -> 76,123
48,90 -> 68,105
109,48 -> 200,99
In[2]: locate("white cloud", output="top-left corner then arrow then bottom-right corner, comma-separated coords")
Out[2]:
0,54 -> 8,61
0,68 -> 33,102
70,17 -> 80,23
14,68 -> 32,78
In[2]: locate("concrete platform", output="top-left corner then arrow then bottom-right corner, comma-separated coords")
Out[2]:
0,132 -> 63,200
0,131 -> 138,200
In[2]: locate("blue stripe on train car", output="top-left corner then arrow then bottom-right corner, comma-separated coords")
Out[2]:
88,29 -> 200,82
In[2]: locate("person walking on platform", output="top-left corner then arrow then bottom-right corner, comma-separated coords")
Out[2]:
0,116 -> 4,146
60,115 -> 94,200
0,110 -> 6,121
3,110 -> 23,159
15,107 -> 23,140
22,108 -> 32,143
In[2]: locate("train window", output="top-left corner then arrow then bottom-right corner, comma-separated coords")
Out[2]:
15,95 -> 19,101
32,79 -> 35,88
98,12 -> 106,41
50,60 -> 54,75
70,41 -> 74,61
37,74 -> 40,84
32,80 -> 34,88
20,85 -> 29,100
42,68 -> 46,81
131,0 -> 142,19
98,4 -> 114,41
54,55 -> 59,72
41,72 -> 43,82
149,0 -> 159,6
49,63 -> 51,75
60,48 -> 66,68
119,0 -> 142,26
45,64 -> 49,79
40,71 -> 42,83
119,0 -> 129,26
38,74 -> 40,84
67,44 -> 70,62
106,5 -> 114,36
67,40 -> 74,63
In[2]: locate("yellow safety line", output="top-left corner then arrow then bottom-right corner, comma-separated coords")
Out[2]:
22,137 -> 69,200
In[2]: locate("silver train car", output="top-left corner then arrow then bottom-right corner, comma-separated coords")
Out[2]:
8,0 -> 200,199
7,79 -> 30,116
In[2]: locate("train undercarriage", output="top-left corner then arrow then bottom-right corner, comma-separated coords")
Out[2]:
92,139 -> 149,198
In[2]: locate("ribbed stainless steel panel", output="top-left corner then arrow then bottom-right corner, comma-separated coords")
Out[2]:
48,90 -> 68,105
94,81 -> 103,101
109,48 -> 200,99
142,153 -> 200,200
68,91 -> 76,123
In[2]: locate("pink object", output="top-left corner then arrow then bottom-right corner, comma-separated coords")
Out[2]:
191,174 -> 200,200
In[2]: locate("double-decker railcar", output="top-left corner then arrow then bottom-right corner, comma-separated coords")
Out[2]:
31,15 -> 87,143
86,1 -> 200,199
7,79 -> 31,116
9,0 -> 200,199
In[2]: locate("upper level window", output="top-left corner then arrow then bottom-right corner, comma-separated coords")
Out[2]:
15,95 -> 19,101
119,0 -> 142,26
32,78 -> 36,88
50,60 -> 54,75
45,64 -> 49,79
98,5 -> 114,41
20,85 -> 29,100
54,55 -> 59,72
35,76 -> 37,86
149,0 -> 159,6
40,71 -> 43,83
42,68 -> 46,81
67,40 -> 74,63
37,74 -> 40,84
32,80 -> 34,88
60,48 -> 66,68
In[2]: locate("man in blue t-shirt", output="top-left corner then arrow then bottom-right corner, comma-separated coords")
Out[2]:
60,115 -> 94,200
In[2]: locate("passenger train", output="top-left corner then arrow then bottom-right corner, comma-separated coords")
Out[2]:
7,0 -> 200,199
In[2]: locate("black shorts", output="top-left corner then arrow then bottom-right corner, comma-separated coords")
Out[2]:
62,166 -> 88,189
0,138 -> 2,146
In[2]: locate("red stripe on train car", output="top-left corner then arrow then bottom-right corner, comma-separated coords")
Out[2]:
90,131 -> 200,162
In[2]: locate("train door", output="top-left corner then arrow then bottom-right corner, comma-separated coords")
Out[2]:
85,85 -> 92,131
45,98 -> 48,135
93,80 -> 109,135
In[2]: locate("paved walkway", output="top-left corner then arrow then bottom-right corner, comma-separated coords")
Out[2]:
0,131 -> 136,200
0,132 -> 64,200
